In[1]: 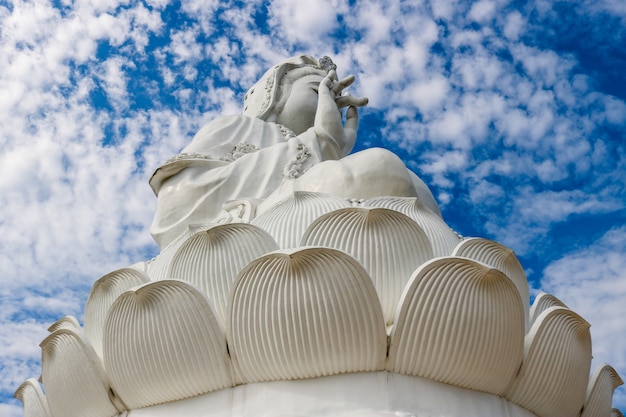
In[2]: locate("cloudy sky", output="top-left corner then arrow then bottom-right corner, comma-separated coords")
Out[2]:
1,0 -> 625,415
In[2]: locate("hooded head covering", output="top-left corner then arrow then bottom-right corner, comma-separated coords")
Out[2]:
242,55 -> 336,120
149,56 -> 337,196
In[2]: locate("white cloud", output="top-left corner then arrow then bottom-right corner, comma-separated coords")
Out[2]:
512,44 -> 574,88
450,29 -> 484,50
468,179 -> 505,204
582,0 -> 626,19
429,0 -> 462,20
0,403 -> 22,417
452,54 -> 504,90
97,56 -> 130,110
0,319 -> 49,397
169,28 -> 203,66
468,0 -> 496,23
180,0 -> 220,34
409,77 -> 449,113
420,150 -> 469,188
483,187 -> 621,254
268,0 -> 344,46
503,11 -> 524,40
603,96 -> 626,124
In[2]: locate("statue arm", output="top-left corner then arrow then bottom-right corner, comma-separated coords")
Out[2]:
313,70 -> 368,158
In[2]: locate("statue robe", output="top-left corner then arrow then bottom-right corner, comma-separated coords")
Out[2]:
149,115 -> 332,248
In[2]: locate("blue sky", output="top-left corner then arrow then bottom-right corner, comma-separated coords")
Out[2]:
1,0 -> 625,415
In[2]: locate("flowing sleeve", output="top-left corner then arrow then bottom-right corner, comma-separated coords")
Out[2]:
150,115 -> 328,248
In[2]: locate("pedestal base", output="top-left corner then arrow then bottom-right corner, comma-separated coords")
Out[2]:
126,372 -> 536,417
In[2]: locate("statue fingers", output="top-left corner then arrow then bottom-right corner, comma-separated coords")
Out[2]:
335,95 -> 369,109
343,106 -> 359,153
321,70 -> 337,90
331,75 -> 356,95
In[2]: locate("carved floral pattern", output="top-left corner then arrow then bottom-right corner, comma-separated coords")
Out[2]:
283,143 -> 311,178
219,142 -> 258,162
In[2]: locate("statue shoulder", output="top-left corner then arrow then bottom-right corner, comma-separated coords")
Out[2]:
183,115 -> 284,156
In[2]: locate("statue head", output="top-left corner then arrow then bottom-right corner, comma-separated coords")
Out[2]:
242,55 -> 337,127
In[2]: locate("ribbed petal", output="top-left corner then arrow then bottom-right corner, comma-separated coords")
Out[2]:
252,191 -> 349,248
365,196 -> 460,257
103,280 -> 232,410
581,364 -> 624,417
453,238 -> 529,327
387,256 -> 524,395
505,306 -> 592,417
301,207 -> 433,327
529,292 -> 567,327
40,328 -> 121,417
47,315 -> 80,333
168,223 -> 279,329
146,224 -> 213,280
14,378 -> 51,417
228,247 -> 387,384
83,267 -> 150,358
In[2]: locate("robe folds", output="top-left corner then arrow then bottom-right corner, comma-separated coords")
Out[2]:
150,115 -> 331,248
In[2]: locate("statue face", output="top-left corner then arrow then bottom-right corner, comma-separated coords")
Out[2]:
273,72 -> 325,135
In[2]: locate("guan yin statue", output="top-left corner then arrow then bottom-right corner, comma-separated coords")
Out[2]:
16,55 -> 623,417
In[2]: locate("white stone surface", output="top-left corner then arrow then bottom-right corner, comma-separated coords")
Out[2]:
388,257 -> 524,395
504,306 -> 592,417
149,56 -> 369,249
300,207 -> 433,326
84,267 -> 150,358
252,191 -> 349,248
582,365 -> 624,417
364,196 -> 460,257
228,247 -> 386,385
529,292 -> 568,327
167,223 -> 279,328
40,327 -> 122,417
125,372 -> 538,417
14,379 -> 50,417
103,280 -> 232,410
452,237 -> 530,327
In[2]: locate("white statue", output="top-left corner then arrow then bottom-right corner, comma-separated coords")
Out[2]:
149,55 -> 369,247
15,56 -> 623,417
149,55 -> 440,248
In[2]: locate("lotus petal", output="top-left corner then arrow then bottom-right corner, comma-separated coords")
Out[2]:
83,267 -> 150,358
529,292 -> 567,327
252,191 -> 349,248
228,247 -> 387,384
40,328 -> 122,417
127,261 -> 147,273
168,223 -> 279,328
14,378 -> 51,417
365,196 -> 460,257
581,364 -> 624,417
504,306 -> 592,417
146,224 -> 213,280
453,238 -> 529,327
47,316 -> 80,333
612,409 -> 624,417
103,280 -> 232,410
300,207 -> 433,327
387,257 -> 524,395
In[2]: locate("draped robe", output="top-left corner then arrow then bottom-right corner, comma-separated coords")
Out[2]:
149,115 -> 332,248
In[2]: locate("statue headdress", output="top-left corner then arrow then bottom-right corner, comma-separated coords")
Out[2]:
242,55 -> 337,120
148,56 -> 336,197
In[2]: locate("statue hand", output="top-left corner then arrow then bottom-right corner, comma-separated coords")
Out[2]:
315,70 -> 368,157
